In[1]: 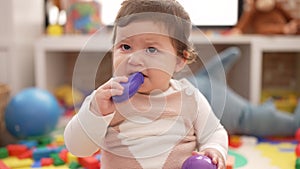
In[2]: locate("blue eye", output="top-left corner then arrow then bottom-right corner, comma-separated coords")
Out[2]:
121,44 -> 131,51
146,47 -> 158,54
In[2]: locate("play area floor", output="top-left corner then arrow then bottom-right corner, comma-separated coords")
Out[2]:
0,116 -> 297,169
228,135 -> 297,169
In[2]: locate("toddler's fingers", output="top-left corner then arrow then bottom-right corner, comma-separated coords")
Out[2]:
112,76 -> 128,83
191,151 -> 204,156
211,154 -> 225,169
100,89 -> 124,99
215,157 -> 225,169
101,76 -> 128,90
192,151 -> 225,169
202,150 -> 225,169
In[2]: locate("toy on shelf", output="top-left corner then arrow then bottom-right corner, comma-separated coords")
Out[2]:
65,0 -> 102,34
112,72 -> 144,103
4,88 -> 63,139
45,0 -> 66,36
231,0 -> 299,35
182,154 -> 217,169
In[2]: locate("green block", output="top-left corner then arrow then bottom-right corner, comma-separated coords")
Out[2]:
0,148 -> 8,159
53,158 -> 65,166
69,161 -> 81,169
50,153 -> 59,159
38,137 -> 53,146
50,153 -> 65,166
296,158 -> 300,169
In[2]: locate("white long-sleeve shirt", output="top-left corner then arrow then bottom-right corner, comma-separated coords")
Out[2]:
64,79 -> 228,169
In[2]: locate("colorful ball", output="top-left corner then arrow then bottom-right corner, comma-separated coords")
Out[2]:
4,88 -> 63,138
182,155 -> 217,169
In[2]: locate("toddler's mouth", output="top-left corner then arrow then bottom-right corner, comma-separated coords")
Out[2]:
130,72 -> 148,78
142,73 -> 148,78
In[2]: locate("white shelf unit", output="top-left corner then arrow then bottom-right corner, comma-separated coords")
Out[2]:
34,33 -> 300,104
250,36 -> 300,104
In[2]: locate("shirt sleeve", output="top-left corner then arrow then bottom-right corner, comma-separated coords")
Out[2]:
193,89 -> 228,161
64,91 -> 115,157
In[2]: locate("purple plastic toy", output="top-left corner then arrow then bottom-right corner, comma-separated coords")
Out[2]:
112,72 -> 144,103
182,155 -> 217,169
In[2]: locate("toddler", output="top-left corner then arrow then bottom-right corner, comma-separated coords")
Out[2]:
64,0 -> 228,168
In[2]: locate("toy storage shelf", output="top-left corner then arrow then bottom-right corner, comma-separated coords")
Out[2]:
34,33 -> 300,104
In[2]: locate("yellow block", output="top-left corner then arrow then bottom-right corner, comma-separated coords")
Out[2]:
41,165 -> 69,169
15,164 -> 69,169
53,135 -> 65,146
46,24 -> 63,36
67,152 -> 78,163
2,157 -> 33,168
256,142 -> 296,169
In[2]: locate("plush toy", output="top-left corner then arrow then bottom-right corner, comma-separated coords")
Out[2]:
231,0 -> 299,34
187,47 -> 300,137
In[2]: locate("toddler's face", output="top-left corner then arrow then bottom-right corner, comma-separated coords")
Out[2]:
113,21 -> 185,94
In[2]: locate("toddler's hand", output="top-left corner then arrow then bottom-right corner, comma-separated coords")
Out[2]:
90,76 -> 128,116
192,148 -> 225,169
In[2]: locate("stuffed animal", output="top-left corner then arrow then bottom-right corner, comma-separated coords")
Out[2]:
231,0 -> 299,35
187,47 -> 300,137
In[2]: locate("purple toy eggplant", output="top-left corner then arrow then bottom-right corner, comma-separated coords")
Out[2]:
182,155 -> 217,169
112,72 -> 144,103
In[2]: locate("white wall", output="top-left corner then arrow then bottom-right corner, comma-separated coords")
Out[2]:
0,1 -> 13,85
0,0 -> 44,95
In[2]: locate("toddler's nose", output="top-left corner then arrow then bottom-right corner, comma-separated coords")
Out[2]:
128,52 -> 144,67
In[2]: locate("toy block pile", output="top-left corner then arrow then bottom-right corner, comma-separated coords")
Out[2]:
0,135 -> 101,169
296,129 -> 300,169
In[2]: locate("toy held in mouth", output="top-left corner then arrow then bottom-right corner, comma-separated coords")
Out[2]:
182,154 -> 217,169
112,72 -> 144,103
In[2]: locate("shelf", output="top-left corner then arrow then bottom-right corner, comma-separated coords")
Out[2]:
35,34 -> 112,52
35,34 -> 300,104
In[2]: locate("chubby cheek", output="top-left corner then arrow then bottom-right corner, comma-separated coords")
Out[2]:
138,70 -> 171,94
112,54 -> 127,76
137,78 -> 151,93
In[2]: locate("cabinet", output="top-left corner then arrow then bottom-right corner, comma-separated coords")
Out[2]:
34,31 -> 300,104
251,37 -> 300,104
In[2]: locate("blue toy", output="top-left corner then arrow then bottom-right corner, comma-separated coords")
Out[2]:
188,47 -> 300,137
182,155 -> 217,169
4,88 -> 63,139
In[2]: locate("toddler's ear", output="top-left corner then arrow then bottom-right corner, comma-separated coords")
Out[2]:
174,50 -> 188,72
175,58 -> 187,72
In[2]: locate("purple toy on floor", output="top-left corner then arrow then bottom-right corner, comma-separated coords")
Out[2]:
182,154 -> 217,169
